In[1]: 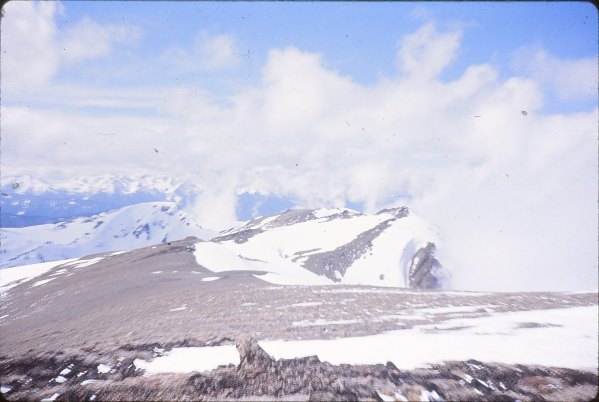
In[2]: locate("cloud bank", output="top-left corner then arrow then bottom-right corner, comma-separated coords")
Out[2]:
1,3 -> 597,291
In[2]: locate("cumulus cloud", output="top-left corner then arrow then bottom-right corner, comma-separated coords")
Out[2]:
512,47 -> 598,101
0,1 -> 141,93
397,22 -> 462,80
1,12 -> 597,291
0,1 -> 62,89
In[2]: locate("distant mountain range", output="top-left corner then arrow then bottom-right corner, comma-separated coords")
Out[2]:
1,201 -> 445,289
0,202 -> 213,268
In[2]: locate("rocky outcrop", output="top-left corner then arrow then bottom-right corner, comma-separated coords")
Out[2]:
409,242 -> 443,289
236,336 -> 274,369
301,218 -> 396,281
7,348 -> 596,401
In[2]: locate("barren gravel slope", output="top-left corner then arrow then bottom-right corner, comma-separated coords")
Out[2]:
1,237 -> 597,401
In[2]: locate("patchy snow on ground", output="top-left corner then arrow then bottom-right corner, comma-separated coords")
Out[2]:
413,304 -> 494,315
376,391 -> 395,401
292,318 -> 360,327
53,376 -> 67,383
97,364 -> 112,374
41,393 -> 60,401
169,305 -> 187,312
64,257 -> 105,269
135,346 -> 240,374
201,276 -> 220,282
32,278 -> 56,287
260,306 -> 598,371
0,259 -> 77,294
290,301 -> 323,307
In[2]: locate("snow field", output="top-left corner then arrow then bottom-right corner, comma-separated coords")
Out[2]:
134,346 -> 240,374
341,214 -> 441,287
194,241 -> 330,286
227,213 -> 386,261
130,306 -> 597,375
261,305 -> 598,371
0,259 -> 77,294
194,208 -> 442,288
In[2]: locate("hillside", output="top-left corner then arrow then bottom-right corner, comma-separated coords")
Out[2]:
202,206 -> 445,289
0,202 -> 213,268
0,237 -> 596,401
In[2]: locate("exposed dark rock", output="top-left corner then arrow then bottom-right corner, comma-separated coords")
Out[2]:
213,228 -> 264,244
2,343 -> 597,402
409,242 -> 443,289
301,218 -> 396,281
236,336 -> 274,369
376,206 -> 410,219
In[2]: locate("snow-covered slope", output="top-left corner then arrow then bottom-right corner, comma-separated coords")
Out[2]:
0,202 -> 214,268
195,207 -> 446,289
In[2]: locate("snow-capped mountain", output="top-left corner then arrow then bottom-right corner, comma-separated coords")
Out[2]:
0,202 -> 214,268
1,202 -> 445,288
195,206 -> 446,289
0,174 -> 187,228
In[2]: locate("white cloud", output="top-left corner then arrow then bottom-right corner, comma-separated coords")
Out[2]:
160,31 -> 239,72
197,31 -> 239,70
397,22 -> 462,80
0,1 -> 142,93
0,1 -> 62,90
61,16 -> 142,64
1,19 -> 597,291
512,47 -> 598,101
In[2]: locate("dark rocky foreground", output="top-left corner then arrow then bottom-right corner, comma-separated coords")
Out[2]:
1,337 -> 597,401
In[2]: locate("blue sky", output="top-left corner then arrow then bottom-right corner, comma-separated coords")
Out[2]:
1,1 -> 597,291
38,1 -> 598,113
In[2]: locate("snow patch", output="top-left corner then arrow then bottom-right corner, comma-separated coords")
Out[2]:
32,278 -> 56,287
377,391 -> 395,401
0,259 -> 76,293
53,376 -> 67,383
260,306 -> 598,371
201,276 -> 220,282
137,346 -> 240,374
97,364 -> 112,374
414,305 -> 493,315
292,319 -> 359,327
290,301 -> 323,307
194,241 -> 330,286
